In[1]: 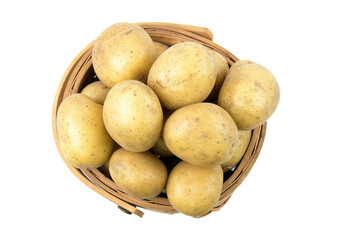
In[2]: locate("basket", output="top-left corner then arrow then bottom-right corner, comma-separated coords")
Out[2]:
52,22 -> 267,218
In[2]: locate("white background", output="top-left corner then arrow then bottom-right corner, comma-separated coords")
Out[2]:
1,0 -> 359,239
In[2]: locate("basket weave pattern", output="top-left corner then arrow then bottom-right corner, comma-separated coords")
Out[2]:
52,22 -> 266,217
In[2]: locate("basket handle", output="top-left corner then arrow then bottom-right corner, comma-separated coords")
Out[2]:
137,22 -> 214,40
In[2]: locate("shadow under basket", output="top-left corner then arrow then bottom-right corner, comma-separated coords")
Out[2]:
52,22 -> 267,218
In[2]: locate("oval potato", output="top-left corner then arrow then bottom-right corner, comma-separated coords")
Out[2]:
148,41 -> 216,110
56,94 -> 114,168
218,61 -> 280,130
167,161 -> 223,217
92,22 -> 157,87
103,80 -> 163,152
109,149 -> 167,199
163,102 -> 239,167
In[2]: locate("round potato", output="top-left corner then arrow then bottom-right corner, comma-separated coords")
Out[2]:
221,130 -> 252,172
148,41 -> 216,110
206,50 -> 229,100
150,110 -> 174,157
56,94 -> 114,168
167,161 -> 223,217
92,22 -> 157,87
81,81 -> 110,105
109,149 -> 167,199
218,61 -> 280,130
103,80 -> 163,152
163,102 -> 239,167
154,42 -> 169,58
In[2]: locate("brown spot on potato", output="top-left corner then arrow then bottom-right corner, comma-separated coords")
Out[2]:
125,29 -> 133,35
156,79 -> 164,88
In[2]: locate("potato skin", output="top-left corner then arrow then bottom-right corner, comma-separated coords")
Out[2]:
109,149 -> 167,199
56,94 -> 114,169
167,161 -> 223,217
92,22 -> 157,87
206,50 -> 229,100
221,130 -> 252,172
81,81 -> 110,105
147,41 -> 216,110
218,62 -> 280,130
103,80 -> 163,152
163,102 -> 239,167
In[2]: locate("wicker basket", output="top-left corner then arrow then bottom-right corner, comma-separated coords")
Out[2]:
52,22 -> 267,218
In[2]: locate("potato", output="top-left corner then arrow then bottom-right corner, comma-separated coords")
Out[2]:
92,22 -> 157,87
56,94 -> 114,168
148,41 -> 216,110
103,80 -> 163,152
163,102 -> 239,167
150,110 -> 174,157
167,161 -> 223,217
154,42 -> 169,58
206,50 -> 229,100
81,81 -> 110,105
221,130 -> 252,172
109,149 -> 167,199
218,61 -> 280,130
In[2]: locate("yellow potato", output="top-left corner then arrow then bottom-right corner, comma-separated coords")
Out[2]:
56,94 -> 114,169
92,22 -> 157,87
81,81 -> 110,105
163,102 -> 239,167
103,80 -> 163,152
154,42 -> 169,58
218,61 -> 280,130
109,149 -> 167,199
167,161 -> 223,217
221,130 -> 252,172
148,41 -> 216,110
206,50 -> 229,100
150,110 -> 174,157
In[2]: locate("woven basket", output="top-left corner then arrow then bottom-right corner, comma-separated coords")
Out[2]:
52,22 -> 267,218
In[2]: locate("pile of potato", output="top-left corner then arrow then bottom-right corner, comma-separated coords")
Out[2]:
56,22 -> 280,217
